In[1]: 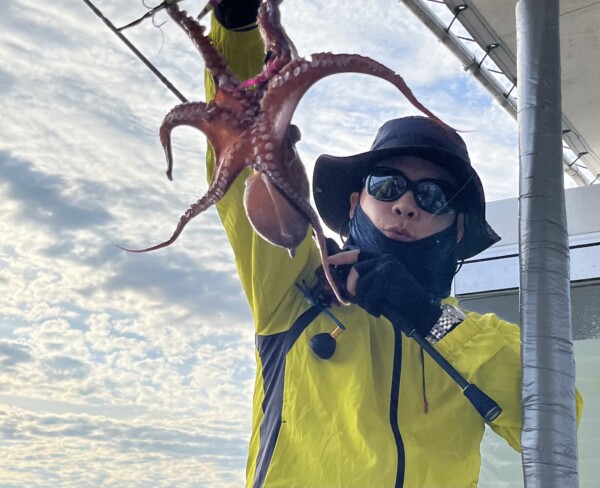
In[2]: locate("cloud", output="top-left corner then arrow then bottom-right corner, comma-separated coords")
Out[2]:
0,151 -> 113,232
0,67 -> 16,95
104,250 -> 250,320
0,405 -> 248,487
0,340 -> 32,368
42,355 -> 92,381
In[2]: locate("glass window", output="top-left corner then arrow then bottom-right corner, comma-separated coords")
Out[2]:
457,279 -> 600,340
466,281 -> 600,487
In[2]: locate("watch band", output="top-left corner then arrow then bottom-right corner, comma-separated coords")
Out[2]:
425,304 -> 467,345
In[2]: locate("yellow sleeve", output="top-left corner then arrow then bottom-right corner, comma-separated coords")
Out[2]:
436,309 -> 583,452
205,17 -> 320,333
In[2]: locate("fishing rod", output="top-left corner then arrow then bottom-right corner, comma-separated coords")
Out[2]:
298,279 -> 502,423
117,0 -> 185,31
404,324 -> 502,422
80,0 -> 189,103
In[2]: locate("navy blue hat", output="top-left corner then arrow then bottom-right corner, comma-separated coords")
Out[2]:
313,116 -> 500,260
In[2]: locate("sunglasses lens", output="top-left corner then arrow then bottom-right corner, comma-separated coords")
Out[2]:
415,181 -> 451,214
366,171 -> 407,201
365,168 -> 454,214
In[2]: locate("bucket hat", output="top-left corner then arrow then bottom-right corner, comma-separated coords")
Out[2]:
313,116 -> 500,260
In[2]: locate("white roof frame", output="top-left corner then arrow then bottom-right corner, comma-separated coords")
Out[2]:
400,0 -> 600,186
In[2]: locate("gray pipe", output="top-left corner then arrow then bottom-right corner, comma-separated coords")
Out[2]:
516,1 -> 579,486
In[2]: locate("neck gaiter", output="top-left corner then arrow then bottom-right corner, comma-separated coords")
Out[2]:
346,201 -> 458,299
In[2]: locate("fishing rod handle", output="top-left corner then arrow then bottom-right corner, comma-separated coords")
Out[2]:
409,329 -> 502,423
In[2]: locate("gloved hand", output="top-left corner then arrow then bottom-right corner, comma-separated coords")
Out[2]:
214,0 -> 261,30
329,251 -> 442,337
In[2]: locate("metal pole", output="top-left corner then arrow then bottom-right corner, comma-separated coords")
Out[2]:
81,0 -> 189,103
516,1 -> 579,487
399,0 -> 515,113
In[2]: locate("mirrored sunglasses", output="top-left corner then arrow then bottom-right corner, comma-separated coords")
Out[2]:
364,167 -> 456,215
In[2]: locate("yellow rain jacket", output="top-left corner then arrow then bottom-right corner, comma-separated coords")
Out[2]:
204,17 -> 582,488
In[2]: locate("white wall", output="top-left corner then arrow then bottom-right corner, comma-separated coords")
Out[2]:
454,184 -> 600,295
457,185 -> 600,487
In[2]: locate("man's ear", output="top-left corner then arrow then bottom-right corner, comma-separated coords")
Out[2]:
456,213 -> 465,243
349,192 -> 360,219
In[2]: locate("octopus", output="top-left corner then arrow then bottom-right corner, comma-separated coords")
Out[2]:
123,0 -> 444,305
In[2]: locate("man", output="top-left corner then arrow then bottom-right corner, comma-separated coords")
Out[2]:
204,1 -> 581,487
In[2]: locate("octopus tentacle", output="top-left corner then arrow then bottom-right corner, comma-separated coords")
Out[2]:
124,0 -> 449,304
121,157 -> 248,253
261,53 -> 444,133
262,169 -> 348,305
258,0 -> 297,70
247,118 -> 345,302
167,5 -> 240,89
117,193 -> 221,253
159,101 -> 239,181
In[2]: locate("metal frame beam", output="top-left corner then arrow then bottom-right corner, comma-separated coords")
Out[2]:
399,0 -> 593,186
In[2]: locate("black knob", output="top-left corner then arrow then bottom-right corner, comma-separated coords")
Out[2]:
310,333 -> 337,359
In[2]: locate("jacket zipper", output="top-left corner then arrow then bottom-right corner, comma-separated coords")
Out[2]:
391,326 -> 405,488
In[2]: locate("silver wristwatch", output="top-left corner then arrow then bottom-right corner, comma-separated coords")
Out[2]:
425,304 -> 467,345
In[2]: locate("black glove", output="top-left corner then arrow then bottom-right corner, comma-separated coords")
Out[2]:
214,0 -> 260,30
352,252 -> 442,337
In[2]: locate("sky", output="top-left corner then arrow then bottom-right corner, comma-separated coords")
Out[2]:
0,0 -> 561,486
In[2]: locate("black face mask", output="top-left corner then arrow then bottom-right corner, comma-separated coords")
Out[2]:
346,200 -> 458,299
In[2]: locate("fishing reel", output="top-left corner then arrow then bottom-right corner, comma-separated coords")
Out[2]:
307,263 -> 353,360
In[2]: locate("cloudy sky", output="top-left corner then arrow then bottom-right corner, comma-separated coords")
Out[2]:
0,0 -> 572,486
